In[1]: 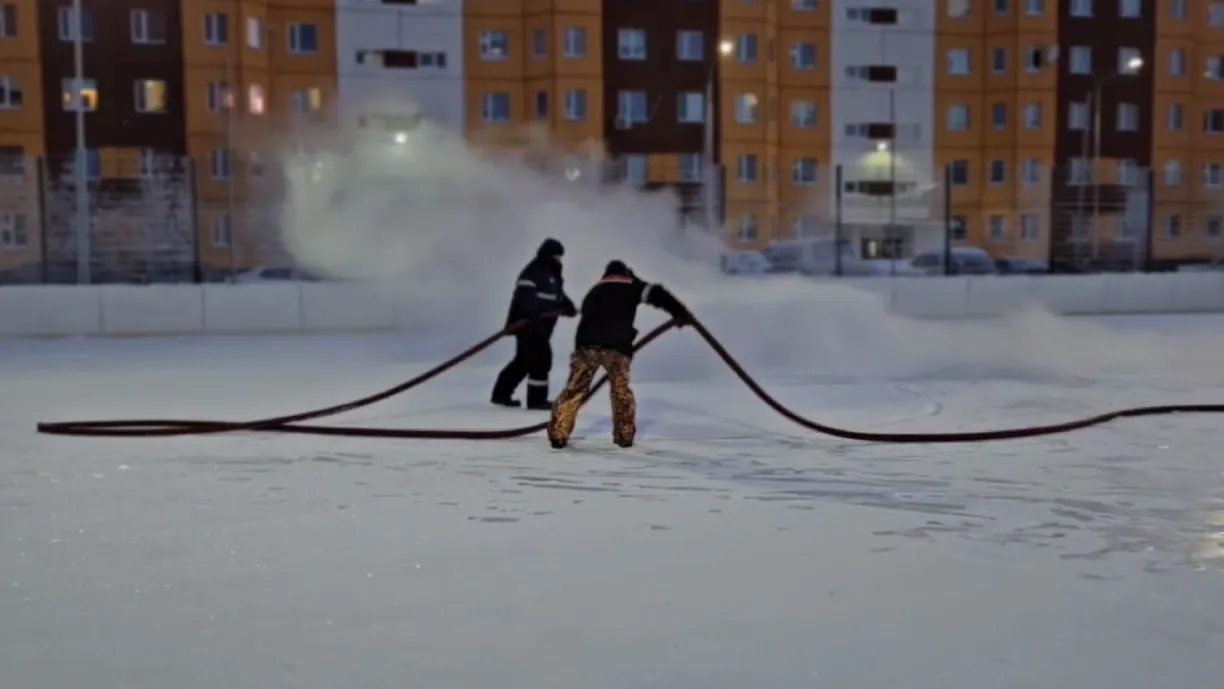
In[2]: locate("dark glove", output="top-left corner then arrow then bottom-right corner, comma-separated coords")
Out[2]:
671,307 -> 692,328
562,298 -> 577,317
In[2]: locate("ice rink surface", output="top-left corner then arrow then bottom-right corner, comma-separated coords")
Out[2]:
2,313 -> 1224,689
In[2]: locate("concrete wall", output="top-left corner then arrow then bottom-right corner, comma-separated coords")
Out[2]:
1,274 -> 1223,337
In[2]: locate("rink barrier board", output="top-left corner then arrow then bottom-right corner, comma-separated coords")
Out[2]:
1,273 -> 1222,337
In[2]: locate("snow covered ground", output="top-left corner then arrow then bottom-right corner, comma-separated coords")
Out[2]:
2,313 -> 1224,689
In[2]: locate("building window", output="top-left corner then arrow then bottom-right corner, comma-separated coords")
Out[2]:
1067,101 -> 1088,130
1117,159 -> 1138,185
1163,160 -> 1181,186
791,100 -> 816,128
0,76 -> 22,110
1070,0 -> 1092,16
679,154 -> 702,183
1208,57 -> 1224,80
1166,214 -> 1182,238
677,30 -> 704,61
134,79 -> 167,113
991,102 -> 1007,130
479,31 -> 508,60
483,92 -> 510,123
736,93 -> 757,123
989,159 -> 1006,184
288,23 -> 318,54
291,88 -> 321,115
562,27 -> 586,58
534,91 -> 548,119
1208,216 -> 1223,237
792,0 -> 818,10
1069,157 -> 1091,184
247,17 -> 261,49
532,29 -> 546,58
1020,214 -> 1039,241
563,89 -> 586,121
1119,0 -> 1141,17
616,90 -> 647,125
1026,0 -> 1044,14
792,158 -> 817,185
948,0 -> 970,17
738,214 -> 758,243
791,42 -> 816,69
1170,48 -> 1186,76
61,77 -> 97,111
57,6 -> 94,41
948,160 -> 969,185
1168,103 -> 1184,131
1069,46 -> 1091,74
991,47 -> 1007,73
989,215 -> 1006,240
129,9 -> 165,44
623,155 -> 647,185
1204,164 -> 1222,187
1116,103 -> 1139,131
0,4 -> 15,39
204,13 -> 228,45
946,104 -> 969,131
947,48 -> 970,75
1206,109 -> 1224,133
738,154 -> 758,182
206,82 -> 232,112
677,92 -> 704,123
210,149 -> 231,180
618,28 -> 646,60
737,34 -> 758,63
0,212 -> 28,247
248,84 -> 265,114
1021,159 -> 1041,185
1023,102 -> 1041,129
211,213 -> 232,248
793,216 -> 818,238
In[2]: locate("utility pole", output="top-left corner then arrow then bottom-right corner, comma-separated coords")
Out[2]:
702,70 -> 716,233
71,0 -> 89,284
224,53 -> 236,276
887,88 -> 897,276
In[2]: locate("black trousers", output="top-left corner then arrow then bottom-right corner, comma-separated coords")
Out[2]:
491,333 -> 553,406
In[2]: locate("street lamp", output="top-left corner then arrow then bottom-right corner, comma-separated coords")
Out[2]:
702,39 -> 736,233
393,131 -> 408,144
1080,55 -> 1144,261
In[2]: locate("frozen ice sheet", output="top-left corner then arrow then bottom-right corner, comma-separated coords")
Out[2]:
2,314 -> 1223,689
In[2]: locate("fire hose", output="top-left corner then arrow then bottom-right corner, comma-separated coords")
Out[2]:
35,311 -> 1224,443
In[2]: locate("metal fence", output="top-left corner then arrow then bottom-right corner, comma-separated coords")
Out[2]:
690,160 -> 1224,276
0,153 -> 287,285
4,151 -> 1222,284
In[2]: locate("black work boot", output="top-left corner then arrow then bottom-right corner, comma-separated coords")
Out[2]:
491,396 -> 521,408
526,383 -> 552,411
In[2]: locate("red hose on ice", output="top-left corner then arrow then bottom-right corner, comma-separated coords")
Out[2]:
34,312 -> 1224,442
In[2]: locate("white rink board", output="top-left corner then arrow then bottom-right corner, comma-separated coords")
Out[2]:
1,273 -> 1223,336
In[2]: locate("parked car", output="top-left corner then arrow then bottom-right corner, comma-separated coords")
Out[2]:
720,251 -> 772,275
232,266 -> 324,283
994,257 -> 1049,274
909,247 -> 999,275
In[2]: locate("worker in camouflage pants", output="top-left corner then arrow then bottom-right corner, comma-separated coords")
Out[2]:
547,260 -> 689,449
549,348 -> 637,447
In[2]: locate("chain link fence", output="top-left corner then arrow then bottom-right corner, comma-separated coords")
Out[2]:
0,152 -> 288,285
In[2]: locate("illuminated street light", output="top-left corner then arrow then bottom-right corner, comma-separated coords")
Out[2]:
393,131 -> 408,144
876,141 -> 888,152
719,39 -> 734,56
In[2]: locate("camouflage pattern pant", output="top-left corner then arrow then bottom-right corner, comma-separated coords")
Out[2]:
548,347 -> 636,447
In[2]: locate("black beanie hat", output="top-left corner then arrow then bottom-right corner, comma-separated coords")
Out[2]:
603,260 -> 632,277
537,238 -> 564,258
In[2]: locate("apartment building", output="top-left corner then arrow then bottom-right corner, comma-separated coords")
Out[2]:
0,0 -> 336,279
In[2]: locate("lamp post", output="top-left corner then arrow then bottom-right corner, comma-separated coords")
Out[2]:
71,0 -> 89,284
703,39 -> 735,234
1079,55 -> 1143,262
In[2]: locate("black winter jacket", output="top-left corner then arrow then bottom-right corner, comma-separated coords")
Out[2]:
574,274 -> 688,356
505,253 -> 575,338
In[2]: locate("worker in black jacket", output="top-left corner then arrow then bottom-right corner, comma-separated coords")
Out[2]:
547,260 -> 690,449
491,238 -> 577,410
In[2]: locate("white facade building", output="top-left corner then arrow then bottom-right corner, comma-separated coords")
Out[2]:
829,1 -> 941,254
334,0 -> 465,133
